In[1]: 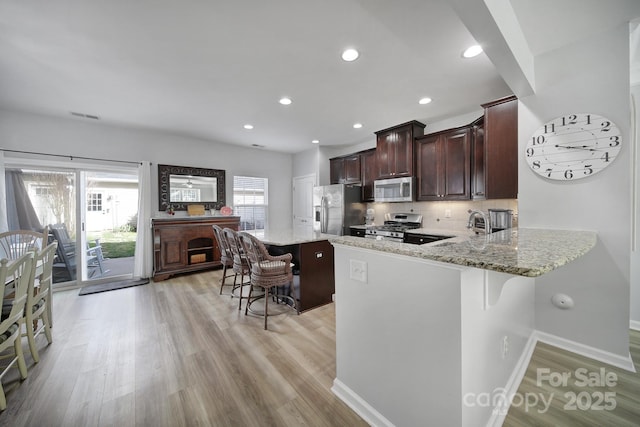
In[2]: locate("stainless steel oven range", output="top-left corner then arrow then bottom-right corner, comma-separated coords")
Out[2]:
364,212 -> 423,242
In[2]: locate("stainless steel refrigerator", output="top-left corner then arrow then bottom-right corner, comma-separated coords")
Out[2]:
313,184 -> 365,235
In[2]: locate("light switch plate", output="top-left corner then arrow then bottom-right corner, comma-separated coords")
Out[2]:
349,259 -> 367,283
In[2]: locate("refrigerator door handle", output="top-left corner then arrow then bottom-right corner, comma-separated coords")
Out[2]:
321,196 -> 328,233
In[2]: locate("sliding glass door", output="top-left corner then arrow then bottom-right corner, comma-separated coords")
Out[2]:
5,162 -> 138,288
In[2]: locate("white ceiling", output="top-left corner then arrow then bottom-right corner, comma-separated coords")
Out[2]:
1,0 -> 639,154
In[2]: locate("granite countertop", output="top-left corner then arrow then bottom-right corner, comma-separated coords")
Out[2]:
246,229 -> 334,246
329,228 -> 597,277
152,215 -> 241,221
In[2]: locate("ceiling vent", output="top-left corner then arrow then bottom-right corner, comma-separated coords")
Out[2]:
70,111 -> 100,120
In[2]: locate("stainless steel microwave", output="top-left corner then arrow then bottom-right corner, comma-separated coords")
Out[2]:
374,177 -> 414,202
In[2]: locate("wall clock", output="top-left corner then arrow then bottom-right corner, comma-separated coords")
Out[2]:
525,113 -> 621,181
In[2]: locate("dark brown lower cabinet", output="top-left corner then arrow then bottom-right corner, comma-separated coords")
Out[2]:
265,240 -> 335,312
152,216 -> 240,281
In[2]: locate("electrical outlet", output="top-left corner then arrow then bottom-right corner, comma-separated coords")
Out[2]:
444,209 -> 452,218
349,259 -> 367,283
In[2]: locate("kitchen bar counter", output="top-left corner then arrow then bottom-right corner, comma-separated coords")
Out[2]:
246,229 -> 335,246
246,228 -> 335,312
329,228 -> 597,277
330,227 -> 598,426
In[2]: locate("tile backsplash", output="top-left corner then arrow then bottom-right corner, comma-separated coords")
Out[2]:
365,199 -> 518,232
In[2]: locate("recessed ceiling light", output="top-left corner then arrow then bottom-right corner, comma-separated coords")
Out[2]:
418,97 -> 432,105
279,97 -> 292,105
462,45 -> 483,58
312,139 -> 320,144
353,123 -> 363,129
243,124 -> 254,130
342,48 -> 359,62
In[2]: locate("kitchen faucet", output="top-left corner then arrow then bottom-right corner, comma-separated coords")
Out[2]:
467,210 -> 490,234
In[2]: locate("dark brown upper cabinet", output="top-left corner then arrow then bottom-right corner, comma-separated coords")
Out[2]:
330,154 -> 361,185
416,127 -> 471,201
375,121 -> 425,179
470,116 -> 485,199
473,96 -> 518,200
359,148 -> 377,202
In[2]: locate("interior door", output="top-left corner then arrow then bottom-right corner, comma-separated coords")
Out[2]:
293,174 -> 315,234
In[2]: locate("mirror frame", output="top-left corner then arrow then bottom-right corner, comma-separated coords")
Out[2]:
158,164 -> 225,211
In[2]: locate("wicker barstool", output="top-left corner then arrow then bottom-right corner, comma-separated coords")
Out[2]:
212,225 -> 235,295
238,232 -> 298,330
223,228 -> 251,310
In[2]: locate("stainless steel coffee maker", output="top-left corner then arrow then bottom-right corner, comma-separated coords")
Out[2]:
488,209 -> 513,232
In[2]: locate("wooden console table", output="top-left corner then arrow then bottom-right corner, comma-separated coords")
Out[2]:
152,216 -> 240,281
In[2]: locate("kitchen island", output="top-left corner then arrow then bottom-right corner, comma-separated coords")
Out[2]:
247,229 -> 336,312
327,228 -> 597,427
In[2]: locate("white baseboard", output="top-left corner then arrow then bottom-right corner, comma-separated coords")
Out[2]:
533,330 -> 636,373
488,330 -> 636,426
332,331 -> 635,427
630,320 -> 640,331
331,379 -> 395,427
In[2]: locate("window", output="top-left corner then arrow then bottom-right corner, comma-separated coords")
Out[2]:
170,188 -> 200,202
87,193 -> 102,211
233,176 -> 267,231
34,186 -> 54,197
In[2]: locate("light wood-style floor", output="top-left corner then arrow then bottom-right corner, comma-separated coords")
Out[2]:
1,268 -> 639,426
504,330 -> 640,426
0,270 -> 367,427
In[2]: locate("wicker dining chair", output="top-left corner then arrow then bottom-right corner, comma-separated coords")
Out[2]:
0,252 -> 34,410
0,227 -> 48,261
212,225 -> 235,295
238,232 -> 297,330
223,228 -> 251,310
24,241 -> 57,363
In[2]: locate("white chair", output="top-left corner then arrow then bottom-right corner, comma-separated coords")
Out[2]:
0,228 -> 48,260
24,242 -> 57,363
0,252 -> 34,410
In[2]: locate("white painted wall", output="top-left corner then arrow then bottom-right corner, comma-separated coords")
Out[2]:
292,147 -> 318,179
460,269 -> 535,426
317,146 -> 334,186
0,109 -> 293,230
631,83 -> 640,328
332,245 -> 535,427
518,25 -> 631,356
333,245 -> 463,426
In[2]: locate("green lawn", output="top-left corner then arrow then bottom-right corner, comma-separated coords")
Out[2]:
88,231 -> 136,258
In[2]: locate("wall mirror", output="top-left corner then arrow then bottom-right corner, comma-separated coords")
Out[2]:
158,164 -> 225,211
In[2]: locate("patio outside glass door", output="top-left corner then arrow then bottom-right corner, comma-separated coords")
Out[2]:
81,170 -> 138,283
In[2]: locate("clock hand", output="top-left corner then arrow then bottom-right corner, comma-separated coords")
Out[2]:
554,144 -> 596,151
